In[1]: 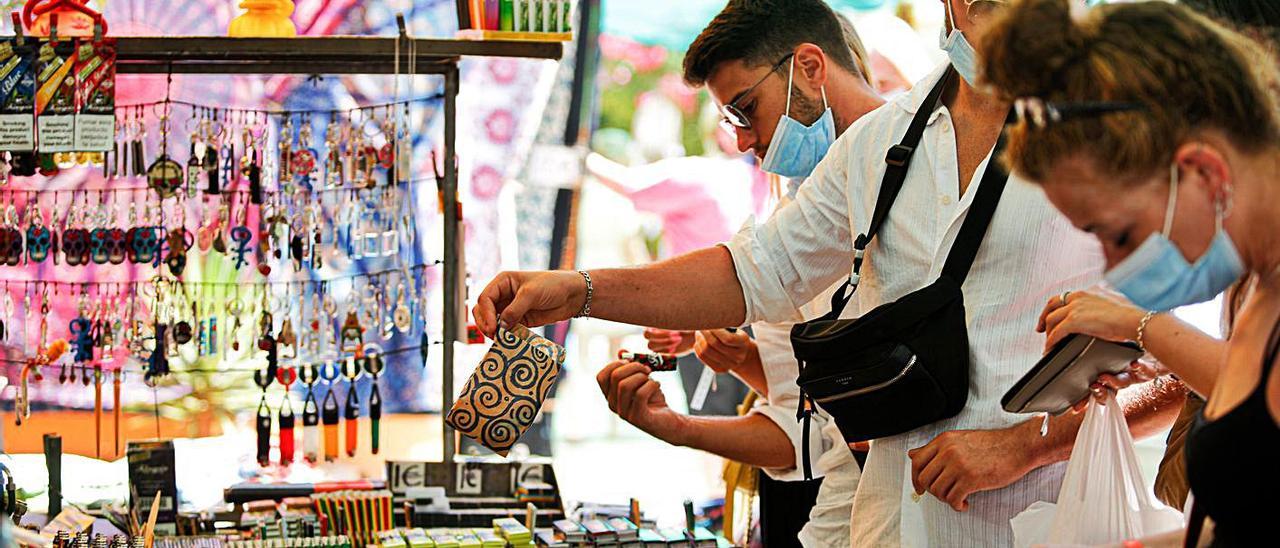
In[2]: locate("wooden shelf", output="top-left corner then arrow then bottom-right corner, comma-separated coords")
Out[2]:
114,36 -> 564,74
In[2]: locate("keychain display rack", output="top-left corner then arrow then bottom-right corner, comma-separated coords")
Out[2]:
20,32 -> 562,464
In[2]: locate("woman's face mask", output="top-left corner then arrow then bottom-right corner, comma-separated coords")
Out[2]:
1104,163 -> 1245,311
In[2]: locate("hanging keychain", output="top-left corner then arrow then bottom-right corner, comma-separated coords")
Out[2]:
112,367 -> 122,456
186,107 -> 205,197
299,364 -> 321,463
342,358 -> 362,458
91,364 -> 103,459
320,361 -> 341,462
324,114 -> 343,188
253,367 -> 274,467
243,127 -> 263,205
203,109 -> 221,195
276,366 -> 297,466
363,344 -> 383,455
278,115 -> 294,189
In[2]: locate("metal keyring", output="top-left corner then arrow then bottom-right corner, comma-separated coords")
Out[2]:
319,361 -> 342,384
298,363 -> 320,387
254,367 -> 274,390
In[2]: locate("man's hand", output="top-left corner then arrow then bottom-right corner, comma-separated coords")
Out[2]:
1069,360 -> 1169,413
692,329 -> 757,374
908,426 -> 1039,512
473,271 -> 586,338
644,328 -> 695,355
596,360 -> 685,441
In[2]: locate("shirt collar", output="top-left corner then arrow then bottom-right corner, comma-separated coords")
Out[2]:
894,62 -> 953,119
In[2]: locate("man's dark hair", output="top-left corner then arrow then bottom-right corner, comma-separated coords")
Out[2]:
682,0 -> 860,87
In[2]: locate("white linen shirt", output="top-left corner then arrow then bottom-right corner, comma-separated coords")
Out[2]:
723,64 -> 1105,547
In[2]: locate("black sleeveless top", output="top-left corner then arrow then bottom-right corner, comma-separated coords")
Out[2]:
1186,320 -> 1280,547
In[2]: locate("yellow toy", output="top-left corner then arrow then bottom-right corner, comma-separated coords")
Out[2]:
228,0 -> 297,38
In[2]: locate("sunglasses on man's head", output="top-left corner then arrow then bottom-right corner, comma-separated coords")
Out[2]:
1013,97 -> 1145,129
719,53 -> 795,134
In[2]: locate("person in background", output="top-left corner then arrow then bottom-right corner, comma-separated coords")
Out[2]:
474,0 -> 1185,544
1032,0 -> 1280,511
977,0 -> 1280,544
598,1 -> 886,545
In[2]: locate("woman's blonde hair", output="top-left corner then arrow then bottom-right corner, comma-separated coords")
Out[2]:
977,0 -> 1280,184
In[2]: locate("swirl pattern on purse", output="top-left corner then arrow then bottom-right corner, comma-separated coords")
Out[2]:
446,324 -> 565,456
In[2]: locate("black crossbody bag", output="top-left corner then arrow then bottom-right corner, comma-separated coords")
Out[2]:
789,68 -> 1011,478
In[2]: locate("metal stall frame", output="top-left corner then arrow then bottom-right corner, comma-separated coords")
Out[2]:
114,35 -> 564,464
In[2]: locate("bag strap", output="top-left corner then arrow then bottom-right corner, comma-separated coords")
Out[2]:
825,68 -> 955,320
1184,499 -> 1207,548
939,129 -> 1011,285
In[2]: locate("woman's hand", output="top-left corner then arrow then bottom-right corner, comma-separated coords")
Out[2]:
1036,289 -> 1147,352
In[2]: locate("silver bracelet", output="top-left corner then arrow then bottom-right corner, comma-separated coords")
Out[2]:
1137,310 -> 1158,352
575,270 -> 593,318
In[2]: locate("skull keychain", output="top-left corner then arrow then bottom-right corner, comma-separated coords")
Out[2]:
253,366 -> 274,467
276,366 -> 297,466
125,214 -> 160,265
299,364 -> 321,463
23,197 -> 52,264
342,357 -> 362,458
363,344 -> 384,455
88,203 -> 111,265
0,204 -> 26,266
320,361 -> 341,461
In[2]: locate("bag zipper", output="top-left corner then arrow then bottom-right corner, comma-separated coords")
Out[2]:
813,354 -> 918,403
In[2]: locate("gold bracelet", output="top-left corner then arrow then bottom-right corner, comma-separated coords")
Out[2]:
1137,310 -> 1158,352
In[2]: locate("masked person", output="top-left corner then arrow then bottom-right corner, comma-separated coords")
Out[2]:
474,0 -> 1181,544
597,2 -> 885,546
1029,0 -> 1280,512
976,1 -> 1280,545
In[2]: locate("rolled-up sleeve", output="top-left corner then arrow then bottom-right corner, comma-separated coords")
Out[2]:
751,400 -> 833,481
723,135 -> 858,325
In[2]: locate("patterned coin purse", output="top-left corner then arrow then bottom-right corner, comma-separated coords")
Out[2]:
446,324 -> 566,456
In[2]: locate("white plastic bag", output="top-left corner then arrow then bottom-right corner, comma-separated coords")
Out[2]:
1010,396 -> 1183,548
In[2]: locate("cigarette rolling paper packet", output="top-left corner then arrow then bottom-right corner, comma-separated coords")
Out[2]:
493,518 -> 533,545
551,520 -> 586,544
446,324 -> 566,455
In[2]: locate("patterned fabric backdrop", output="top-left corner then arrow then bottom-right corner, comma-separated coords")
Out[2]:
0,0 -> 564,416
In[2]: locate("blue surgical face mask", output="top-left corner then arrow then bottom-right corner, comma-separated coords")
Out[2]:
1104,164 -> 1244,312
759,56 -> 836,179
939,1 -> 980,86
